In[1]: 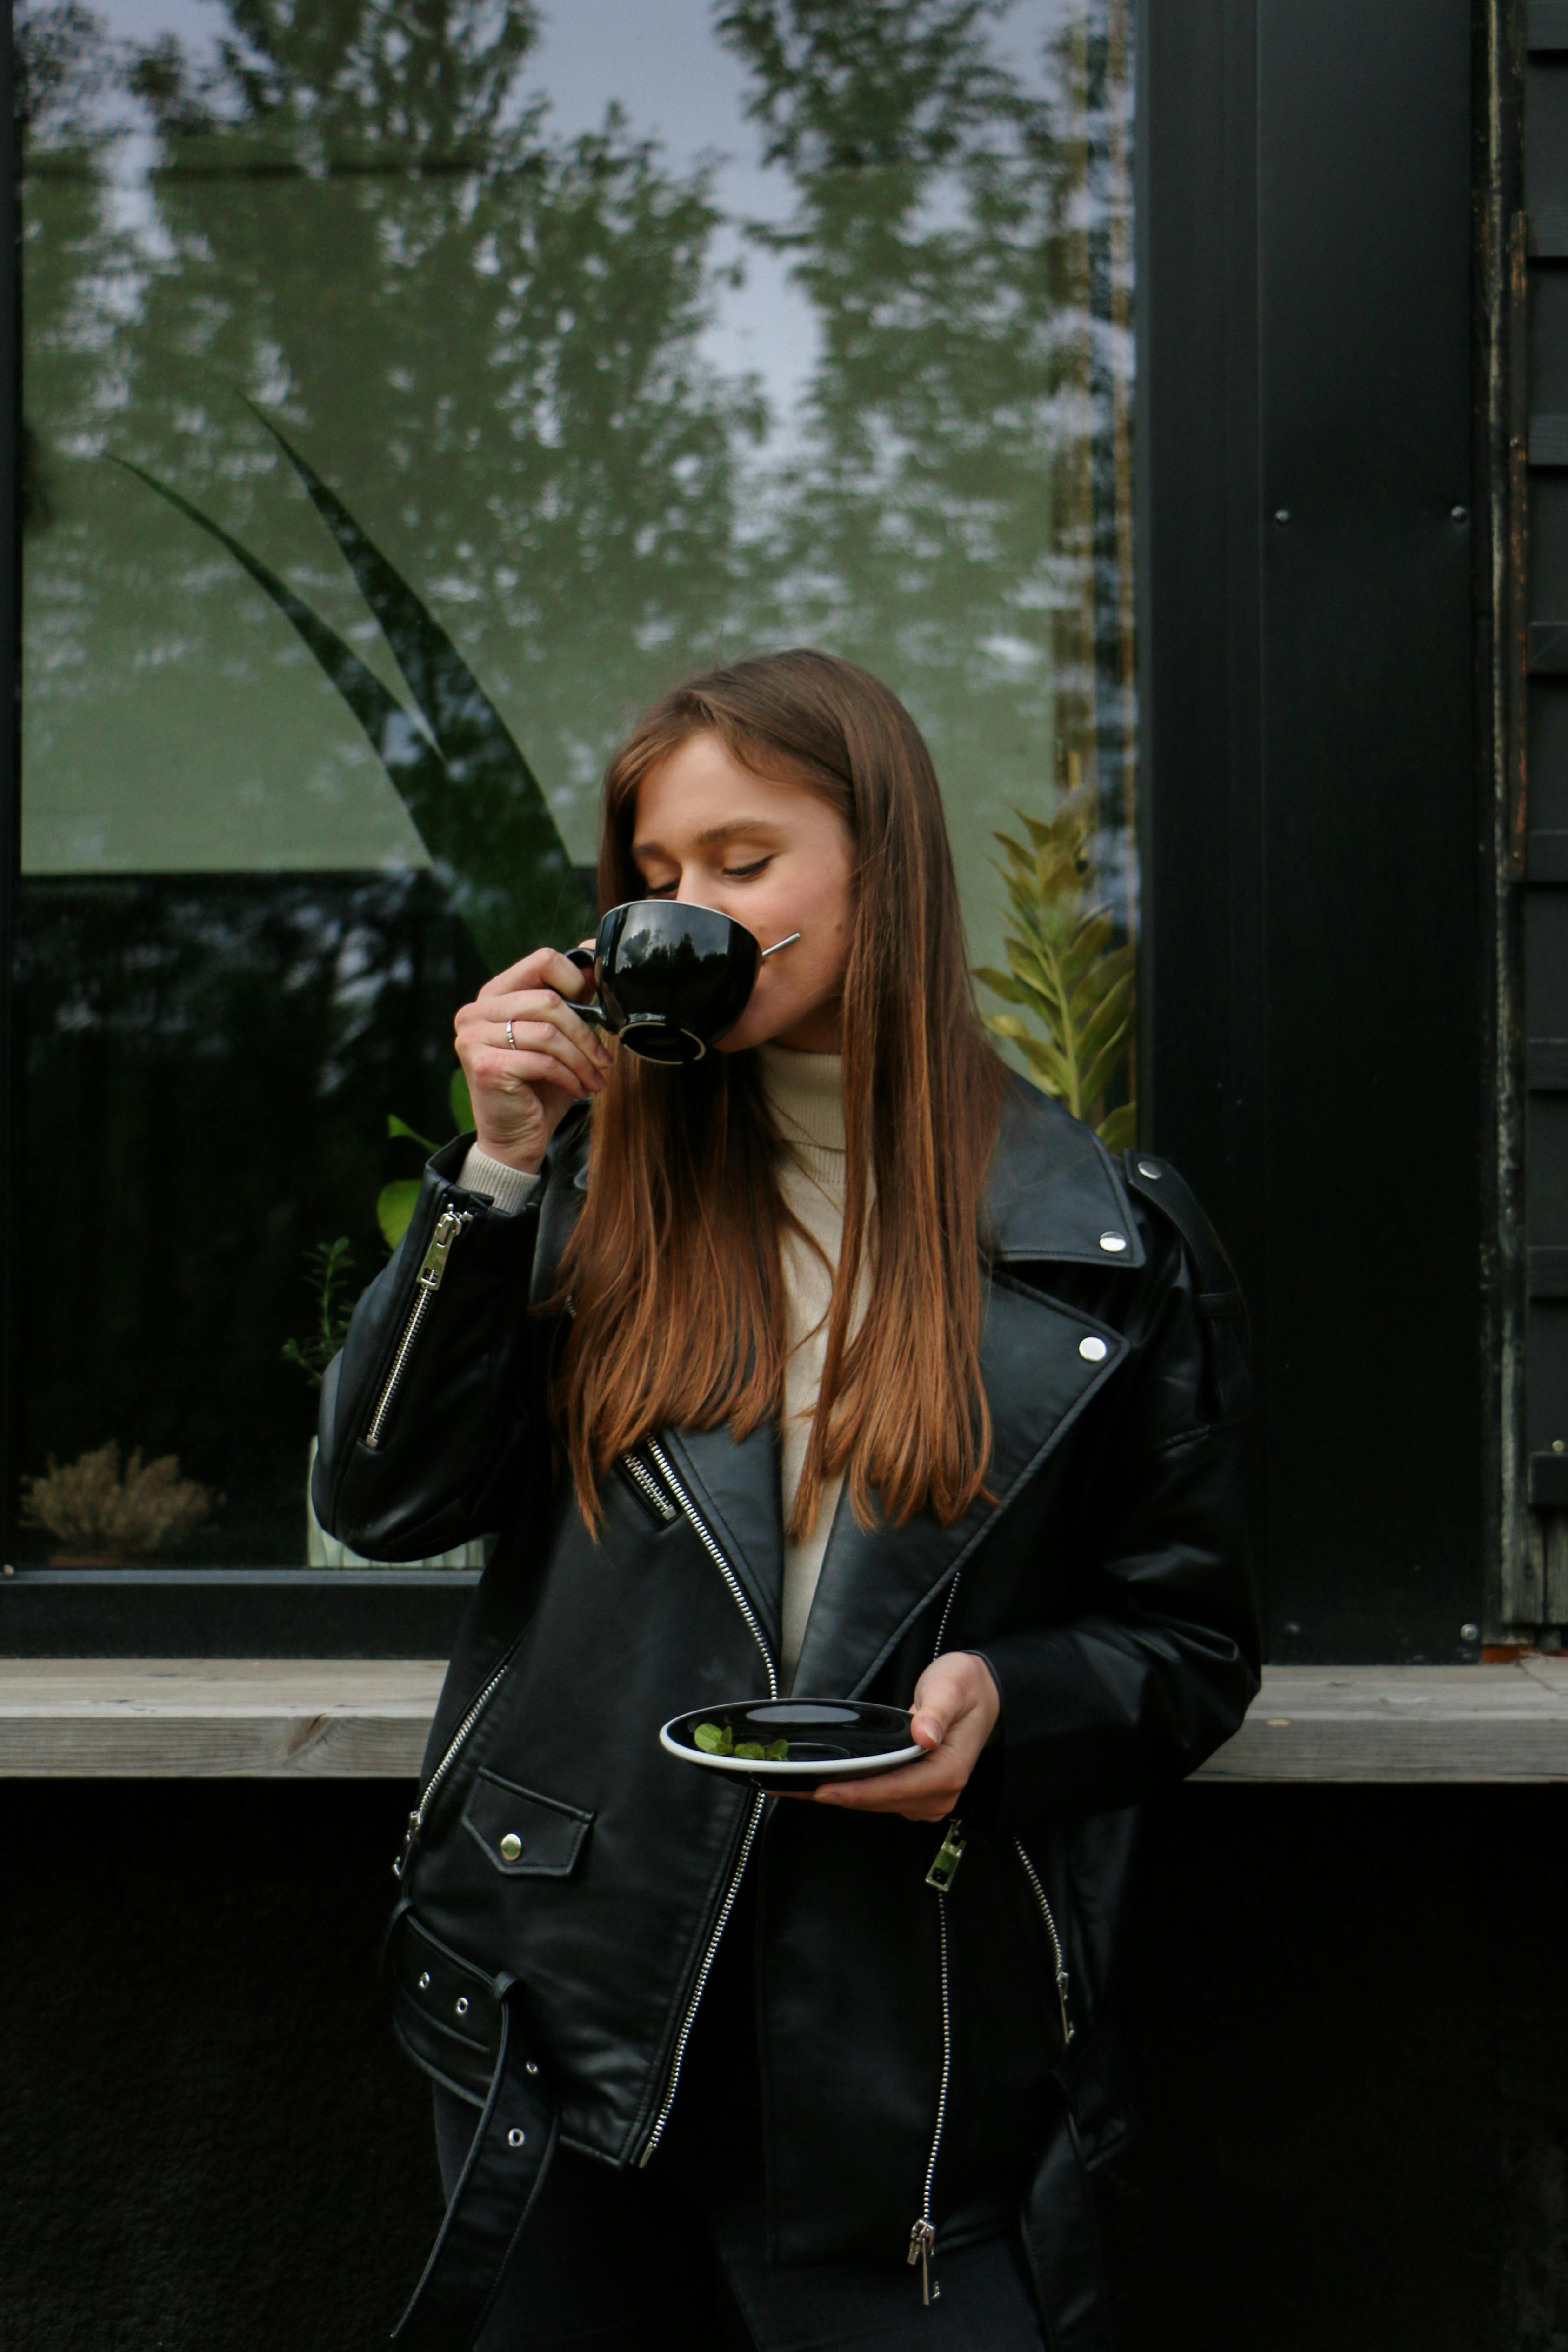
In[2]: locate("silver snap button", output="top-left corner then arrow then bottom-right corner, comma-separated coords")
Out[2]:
455,1996 -> 469,2017
525,2060 -> 540,2076
1136,1160 -> 1161,1179
417,1972 -> 431,1992
1460,1622 -> 1480,1644
1098,1232 -> 1128,1253
1079,1336 -> 1108,1363
500,1832 -> 523,1862
507,2127 -> 526,2149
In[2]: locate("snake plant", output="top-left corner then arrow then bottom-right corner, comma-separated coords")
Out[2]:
974,804 -> 1136,1154
115,406 -> 592,972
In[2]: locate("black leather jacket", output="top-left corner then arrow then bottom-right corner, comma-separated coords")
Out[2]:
315,1075 -> 1259,2327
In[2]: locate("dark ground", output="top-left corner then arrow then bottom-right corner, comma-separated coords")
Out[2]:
0,1778 -> 1561,2352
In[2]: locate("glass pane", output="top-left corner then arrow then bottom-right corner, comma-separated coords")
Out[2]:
16,0 -> 1136,1568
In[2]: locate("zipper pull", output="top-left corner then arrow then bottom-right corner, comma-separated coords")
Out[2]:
924,1819 -> 966,1893
417,1205 -> 469,1291
1055,1964 -> 1076,2047
907,2218 -> 939,2304
392,1806 -> 420,1882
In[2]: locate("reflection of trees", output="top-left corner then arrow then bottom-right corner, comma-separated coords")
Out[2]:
719,0 -> 1134,935
16,0 -> 1136,1555
20,0 -> 1131,883
20,0 -> 764,844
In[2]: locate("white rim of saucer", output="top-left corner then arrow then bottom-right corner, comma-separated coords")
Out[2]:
658,1719 -> 924,1778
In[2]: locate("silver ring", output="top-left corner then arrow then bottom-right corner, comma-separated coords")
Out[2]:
506,1018 -> 517,1051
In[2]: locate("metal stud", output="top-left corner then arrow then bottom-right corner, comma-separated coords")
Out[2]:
417,1972 -> 431,1992
500,1832 -> 523,1862
1460,1622 -> 1480,1644
525,2061 -> 539,2076
1098,1231 -> 1128,1254
507,2127 -> 526,2149
1136,1160 -> 1161,1179
455,1996 -> 469,2017
1079,1336 -> 1108,1363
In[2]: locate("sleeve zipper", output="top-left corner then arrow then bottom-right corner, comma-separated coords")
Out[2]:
363,1202 -> 473,1450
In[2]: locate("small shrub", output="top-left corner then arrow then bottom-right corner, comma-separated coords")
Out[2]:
20,1441 -> 217,1560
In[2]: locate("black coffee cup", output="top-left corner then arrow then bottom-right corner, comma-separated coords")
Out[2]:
565,899 -> 798,1065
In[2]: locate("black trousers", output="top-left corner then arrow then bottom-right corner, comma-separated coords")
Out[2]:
429,1877 -> 1046,2351
433,2089 -> 1047,2352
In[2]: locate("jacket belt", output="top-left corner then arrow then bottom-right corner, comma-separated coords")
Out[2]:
391,1990 -> 559,2352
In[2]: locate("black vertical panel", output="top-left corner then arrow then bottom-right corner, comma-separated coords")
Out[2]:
1139,0 -> 1267,1609
0,13 -> 17,1570
1143,1 -> 1483,1660
1255,0 -> 1480,1658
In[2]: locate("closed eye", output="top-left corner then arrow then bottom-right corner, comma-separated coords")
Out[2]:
643,856 -> 772,896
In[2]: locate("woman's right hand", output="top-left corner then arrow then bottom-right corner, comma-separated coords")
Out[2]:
454,945 -> 612,1175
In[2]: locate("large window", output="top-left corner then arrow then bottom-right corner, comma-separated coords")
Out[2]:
13,0 -> 1135,1590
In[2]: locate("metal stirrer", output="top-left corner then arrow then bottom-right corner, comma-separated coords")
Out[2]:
761,931 -> 801,957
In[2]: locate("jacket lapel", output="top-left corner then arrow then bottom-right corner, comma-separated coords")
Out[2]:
660,1419 -> 785,1660
787,1272 -> 1126,1699
791,1079 -> 1144,1700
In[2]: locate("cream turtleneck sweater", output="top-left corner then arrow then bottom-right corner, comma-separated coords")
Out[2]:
457,1045 -> 854,1684
756,1042 -> 855,1682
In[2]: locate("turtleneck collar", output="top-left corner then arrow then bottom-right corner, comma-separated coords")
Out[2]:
757,1042 -> 845,1189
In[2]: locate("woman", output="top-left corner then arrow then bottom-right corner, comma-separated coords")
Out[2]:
315,649 -> 1259,2352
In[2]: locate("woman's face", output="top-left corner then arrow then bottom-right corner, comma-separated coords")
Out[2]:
631,731 -> 856,1054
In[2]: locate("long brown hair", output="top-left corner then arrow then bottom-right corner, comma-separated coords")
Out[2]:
555,648 -> 1008,1538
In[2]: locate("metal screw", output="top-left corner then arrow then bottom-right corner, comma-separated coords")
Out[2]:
507,2127 -> 526,2149
1451,504 -> 1468,521
1274,507 -> 1292,523
1460,1622 -> 1480,1644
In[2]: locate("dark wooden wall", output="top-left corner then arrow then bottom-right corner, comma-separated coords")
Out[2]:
3,1777 -> 1566,2352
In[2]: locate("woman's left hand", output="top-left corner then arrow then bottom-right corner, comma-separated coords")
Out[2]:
808,1652 -> 1000,1822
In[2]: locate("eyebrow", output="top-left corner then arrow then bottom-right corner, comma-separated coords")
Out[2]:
633,818 -> 783,857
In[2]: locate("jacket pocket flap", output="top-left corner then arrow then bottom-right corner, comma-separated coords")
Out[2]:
462,1769 -> 594,1878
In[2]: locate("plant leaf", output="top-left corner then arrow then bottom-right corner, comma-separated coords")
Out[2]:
387,1114 -> 440,1151
973,964 -> 1029,1006
1096,1104 -> 1138,1154
450,1067 -> 474,1133
249,404 -> 592,960
376,1178 -> 422,1252
116,443 -> 589,971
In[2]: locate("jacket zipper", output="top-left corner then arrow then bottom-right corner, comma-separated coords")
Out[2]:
364,1203 -> 473,1450
635,1434 -> 777,2164
617,1448 -> 679,1525
641,1437 -> 777,1694
393,1631 -> 525,1881
1014,1838 -> 1075,2048
907,1871 -> 954,2305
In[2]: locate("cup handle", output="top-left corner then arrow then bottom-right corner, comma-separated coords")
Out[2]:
562,942 -> 608,1029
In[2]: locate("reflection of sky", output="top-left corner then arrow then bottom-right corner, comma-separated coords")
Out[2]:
81,0 -> 1067,454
